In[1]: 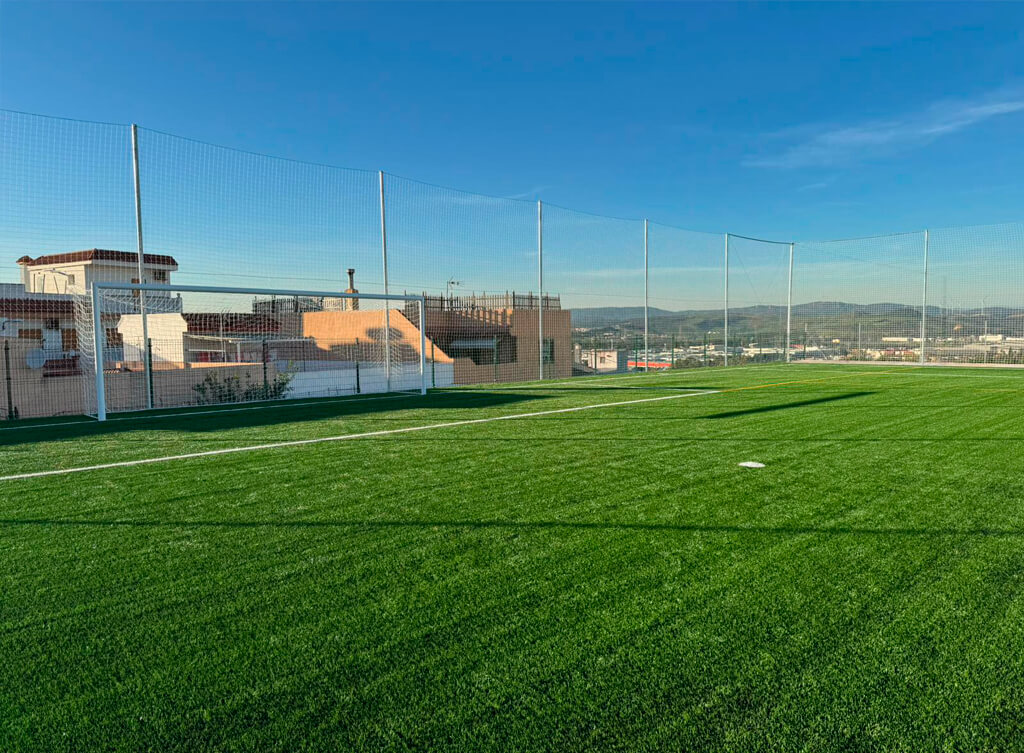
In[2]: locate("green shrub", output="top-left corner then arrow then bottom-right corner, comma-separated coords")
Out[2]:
192,369 -> 293,405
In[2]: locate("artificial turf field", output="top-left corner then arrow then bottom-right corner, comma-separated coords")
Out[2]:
3,363 -> 1024,752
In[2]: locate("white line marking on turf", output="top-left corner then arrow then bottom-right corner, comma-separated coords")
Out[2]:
0,390 -> 720,482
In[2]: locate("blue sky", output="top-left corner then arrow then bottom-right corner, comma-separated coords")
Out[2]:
2,2 -> 1023,308
3,2 -> 1024,239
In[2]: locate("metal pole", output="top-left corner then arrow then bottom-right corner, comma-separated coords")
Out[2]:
643,219 -> 649,372
419,298 -> 427,395
379,170 -> 392,391
786,242 -> 794,363
262,339 -> 268,389
724,233 -> 730,367
146,337 -> 154,408
4,340 -> 13,420
131,124 -> 152,410
355,337 -> 361,394
92,283 -> 107,421
920,229 -> 929,365
538,200 -> 544,381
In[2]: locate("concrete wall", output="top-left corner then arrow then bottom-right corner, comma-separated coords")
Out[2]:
301,307 -> 571,385
448,309 -> 572,384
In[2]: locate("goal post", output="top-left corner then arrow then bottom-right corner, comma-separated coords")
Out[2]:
77,282 -> 427,421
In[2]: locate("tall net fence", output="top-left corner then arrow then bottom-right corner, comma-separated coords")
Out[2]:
137,128 -> 383,293
543,206 -> 644,375
647,223 -> 725,369
383,175 -> 539,385
726,235 -> 790,363
0,112 -> 136,418
793,232 -> 927,362
926,224 -> 1024,365
3,109 -> 1024,420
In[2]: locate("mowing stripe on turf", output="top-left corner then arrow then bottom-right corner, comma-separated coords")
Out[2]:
0,389 -> 721,482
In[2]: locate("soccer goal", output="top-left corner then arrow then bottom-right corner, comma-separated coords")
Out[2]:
73,282 -> 427,420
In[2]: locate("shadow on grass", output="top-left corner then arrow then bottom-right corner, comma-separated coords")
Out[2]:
0,390 -> 540,448
701,391 -> 875,419
483,385 -> 723,392
2,517 -> 1022,538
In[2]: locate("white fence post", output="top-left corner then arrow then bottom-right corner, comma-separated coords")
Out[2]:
724,233 -> 730,367
419,297 -> 427,395
644,219 -> 649,372
920,229 -> 930,365
786,242 -> 794,363
131,124 -> 152,410
538,200 -> 544,381
379,170 -> 391,391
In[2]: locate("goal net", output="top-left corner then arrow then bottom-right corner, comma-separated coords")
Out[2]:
73,283 -> 426,419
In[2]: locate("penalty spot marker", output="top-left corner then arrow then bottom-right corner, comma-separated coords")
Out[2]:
738,461 -> 765,468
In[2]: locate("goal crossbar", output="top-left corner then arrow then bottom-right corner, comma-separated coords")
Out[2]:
87,282 -> 428,421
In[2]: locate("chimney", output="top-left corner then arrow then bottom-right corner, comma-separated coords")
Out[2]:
344,268 -> 359,311
16,255 -> 32,291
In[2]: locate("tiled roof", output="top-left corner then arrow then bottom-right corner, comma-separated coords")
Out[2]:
0,299 -> 75,317
18,249 -> 178,268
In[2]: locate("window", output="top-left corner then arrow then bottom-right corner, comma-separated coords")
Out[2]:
152,270 -> 168,283
19,328 -> 42,341
105,328 -> 123,347
62,329 -> 78,352
446,335 -> 517,365
543,338 -> 556,364
132,278 -> 140,299
45,318 -> 60,330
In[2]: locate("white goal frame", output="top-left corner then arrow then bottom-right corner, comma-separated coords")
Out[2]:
88,282 -> 427,421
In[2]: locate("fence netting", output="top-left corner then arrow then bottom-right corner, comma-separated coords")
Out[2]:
542,206 -> 644,376
0,111 -> 136,418
646,223 -> 725,369
726,235 -> 790,364
3,109 -> 1024,420
383,175 -> 538,385
925,223 -> 1024,365
794,232 -> 926,362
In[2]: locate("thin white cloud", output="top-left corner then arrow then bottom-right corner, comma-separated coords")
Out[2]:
745,91 -> 1024,169
507,186 -> 551,200
796,180 -> 834,192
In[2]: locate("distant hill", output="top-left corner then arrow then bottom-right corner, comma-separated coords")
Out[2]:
569,306 -> 675,327
569,302 -> 1023,342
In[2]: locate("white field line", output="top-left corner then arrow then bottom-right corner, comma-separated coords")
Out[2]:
0,390 -> 720,482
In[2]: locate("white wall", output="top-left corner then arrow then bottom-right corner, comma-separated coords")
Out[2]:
284,362 -> 454,398
117,313 -> 188,363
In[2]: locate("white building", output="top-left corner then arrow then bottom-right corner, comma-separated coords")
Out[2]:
16,249 -> 180,312
578,348 -> 629,373
116,313 -> 188,365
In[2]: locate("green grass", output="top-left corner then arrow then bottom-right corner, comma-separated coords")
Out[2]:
3,364 -> 1024,751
